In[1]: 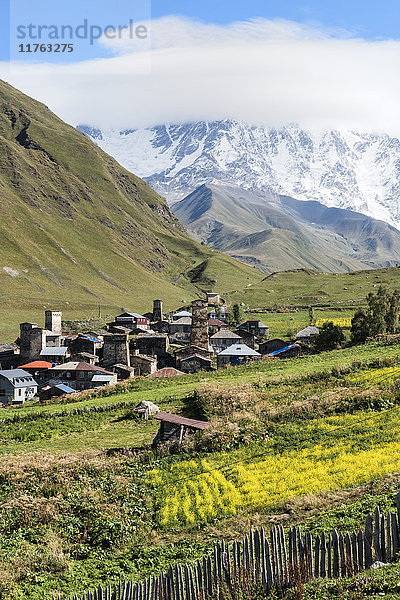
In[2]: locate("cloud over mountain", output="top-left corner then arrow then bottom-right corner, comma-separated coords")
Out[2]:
1,16 -> 400,134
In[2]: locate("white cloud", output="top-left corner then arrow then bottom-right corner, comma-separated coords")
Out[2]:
1,17 -> 400,134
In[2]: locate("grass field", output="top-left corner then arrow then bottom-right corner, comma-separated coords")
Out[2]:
227,267 -> 400,308
0,338 -> 400,599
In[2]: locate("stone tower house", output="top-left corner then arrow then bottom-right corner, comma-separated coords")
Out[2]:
45,310 -> 62,335
102,334 -> 131,368
190,299 -> 209,350
153,300 -> 163,322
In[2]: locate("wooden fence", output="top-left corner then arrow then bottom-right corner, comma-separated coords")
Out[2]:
59,493 -> 400,600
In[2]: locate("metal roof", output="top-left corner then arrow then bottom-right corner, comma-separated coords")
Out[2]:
208,318 -> 226,326
210,330 -> 241,340
269,344 -> 299,356
174,311 -> 192,318
171,317 -> 192,325
20,361 -> 53,369
218,344 -> 261,357
180,354 -> 212,362
54,384 -> 75,394
154,412 -> 211,430
117,312 -> 147,319
0,369 -> 37,387
40,347 -> 68,356
149,368 -> 185,378
92,374 -> 114,382
51,362 -> 113,374
296,326 -> 320,338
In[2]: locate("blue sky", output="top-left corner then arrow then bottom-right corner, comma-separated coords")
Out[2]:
151,0 -> 400,39
1,0 -> 400,64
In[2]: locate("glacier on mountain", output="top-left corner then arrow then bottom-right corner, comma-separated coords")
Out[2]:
77,120 -> 400,228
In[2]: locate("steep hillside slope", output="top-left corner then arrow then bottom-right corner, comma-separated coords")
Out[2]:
78,121 -> 400,227
0,81 -> 259,338
172,184 -> 400,273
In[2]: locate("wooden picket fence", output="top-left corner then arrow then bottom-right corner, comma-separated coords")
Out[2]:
60,494 -> 400,600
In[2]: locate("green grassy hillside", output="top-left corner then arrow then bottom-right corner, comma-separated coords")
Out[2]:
227,266 -> 400,308
0,80 -> 259,339
2,339 -> 400,599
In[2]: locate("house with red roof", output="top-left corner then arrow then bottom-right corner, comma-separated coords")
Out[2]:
20,361 -> 53,384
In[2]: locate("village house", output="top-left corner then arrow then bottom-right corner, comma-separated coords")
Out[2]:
130,353 -> 158,376
0,343 -> 20,370
152,412 -> 211,446
259,338 -> 288,355
110,312 -> 150,331
169,317 -> 192,342
296,326 -> 320,345
48,362 -> 117,391
217,344 -> 262,369
18,311 -> 64,363
40,383 -> 75,401
109,364 -> 136,380
71,352 -> 99,366
172,310 -> 191,321
174,345 -> 214,369
209,306 -> 227,321
237,319 -> 269,338
66,334 -> 103,359
210,330 -> 243,353
269,344 -> 302,360
20,361 -> 52,384
0,369 -> 38,405
208,318 -> 227,333
179,354 -> 213,374
233,328 -> 256,349
135,332 -> 169,357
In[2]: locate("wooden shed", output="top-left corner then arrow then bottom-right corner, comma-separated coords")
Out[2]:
153,412 -> 211,446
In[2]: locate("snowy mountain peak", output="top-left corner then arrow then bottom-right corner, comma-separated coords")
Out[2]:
77,120 -> 400,228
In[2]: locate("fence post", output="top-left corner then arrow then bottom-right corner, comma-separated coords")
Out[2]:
381,514 -> 387,563
387,512 -> 392,562
314,535 -> 320,578
339,533 -> 346,577
265,539 -> 273,590
280,526 -> 288,584
332,530 -> 340,578
320,532 -> 327,578
357,530 -> 364,571
364,513 -> 373,569
351,532 -> 358,574
374,506 -> 381,562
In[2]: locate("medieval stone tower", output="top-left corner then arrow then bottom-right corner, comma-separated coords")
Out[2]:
45,310 -> 62,335
19,323 -> 46,363
190,299 -> 209,350
153,300 -> 163,323
102,334 -> 131,368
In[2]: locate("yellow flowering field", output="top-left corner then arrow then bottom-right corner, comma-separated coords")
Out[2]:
347,365 -> 400,387
148,409 -> 400,529
315,318 -> 352,328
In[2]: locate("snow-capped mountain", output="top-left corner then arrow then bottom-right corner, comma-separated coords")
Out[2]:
77,121 -> 400,228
